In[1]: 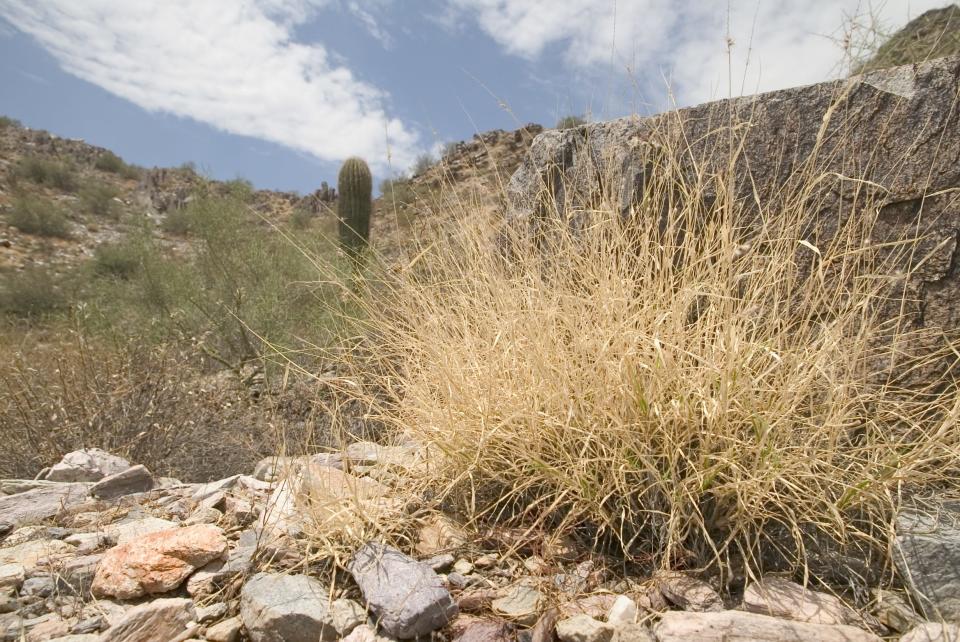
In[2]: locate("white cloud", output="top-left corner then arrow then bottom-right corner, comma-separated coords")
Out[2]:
347,1 -> 393,48
447,0 -> 949,107
0,0 -> 421,171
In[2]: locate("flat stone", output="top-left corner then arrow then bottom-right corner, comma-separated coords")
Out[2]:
895,501 -> 960,620
191,475 -> 240,503
654,610 -> 882,642
105,516 -> 177,545
0,564 -> 24,591
491,582 -> 544,626
349,542 -> 458,639
63,532 -> 112,555
204,616 -> 242,642
0,484 -> 91,527
0,539 -> 75,574
99,597 -> 196,642
90,465 -> 155,500
556,615 -> 614,642
195,602 -> 228,624
240,572 -> 337,642
656,572 -> 723,612
454,618 -> 515,642
43,449 -> 131,483
900,622 -> 960,642
92,524 -> 227,599
742,576 -> 861,625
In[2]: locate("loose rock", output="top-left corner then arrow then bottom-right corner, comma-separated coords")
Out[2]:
92,524 -> 227,599
895,501 -> 960,620
204,616 -> 242,642
556,614 -> 614,642
99,597 -> 196,642
43,449 -> 131,483
90,465 -> 155,500
491,582 -> 544,626
742,576 -> 861,626
349,542 -> 458,639
240,572 -> 337,642
656,572 -> 723,612
899,622 -> 960,642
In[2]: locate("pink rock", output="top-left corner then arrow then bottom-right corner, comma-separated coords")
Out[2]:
92,524 -> 227,599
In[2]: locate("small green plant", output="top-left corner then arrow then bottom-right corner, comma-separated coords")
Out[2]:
380,175 -> 416,204
94,151 -> 141,180
224,178 -> 254,201
80,183 -> 121,220
290,206 -> 315,230
5,195 -> 72,238
0,116 -> 21,129
0,267 -> 67,318
11,156 -> 78,192
337,157 -> 372,266
556,114 -> 586,129
161,207 -> 194,235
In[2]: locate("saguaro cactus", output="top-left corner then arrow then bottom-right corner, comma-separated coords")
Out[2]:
337,157 -> 372,267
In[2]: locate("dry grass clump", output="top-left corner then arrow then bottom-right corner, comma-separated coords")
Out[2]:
349,128 -> 960,582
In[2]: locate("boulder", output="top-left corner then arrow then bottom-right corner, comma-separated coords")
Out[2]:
99,597 -> 196,642
92,524 -> 227,599
240,572 -> 337,642
896,500 -> 960,620
506,56 -> 960,395
349,542 -> 458,639
654,610 -> 882,642
90,465 -> 155,500
43,449 -> 130,483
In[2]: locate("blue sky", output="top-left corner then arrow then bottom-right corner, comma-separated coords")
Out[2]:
0,1 -> 946,194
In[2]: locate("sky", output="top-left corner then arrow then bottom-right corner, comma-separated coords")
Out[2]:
0,1 -> 949,194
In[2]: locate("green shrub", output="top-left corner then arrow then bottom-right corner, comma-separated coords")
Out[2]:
290,206 -> 315,230
94,151 -> 141,180
556,114 -> 586,129
80,183 -> 120,220
93,240 -> 142,279
0,267 -> 68,318
412,153 -> 435,176
11,156 -> 78,192
0,116 -> 21,129
380,176 -> 416,205
161,207 -> 193,235
5,195 -> 72,238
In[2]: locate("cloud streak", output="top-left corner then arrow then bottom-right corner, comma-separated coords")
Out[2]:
447,0 -> 947,107
0,0 -> 421,171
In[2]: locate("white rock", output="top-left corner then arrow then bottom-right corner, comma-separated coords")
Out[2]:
556,614 -> 615,642
43,449 -> 131,483
742,577 -> 862,626
654,610 -> 881,642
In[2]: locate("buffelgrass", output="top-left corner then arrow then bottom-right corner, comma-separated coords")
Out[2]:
343,119 -> 960,586
5,194 -> 72,238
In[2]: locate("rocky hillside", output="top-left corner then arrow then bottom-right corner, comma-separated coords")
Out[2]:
1,446 -> 953,642
857,4 -> 960,72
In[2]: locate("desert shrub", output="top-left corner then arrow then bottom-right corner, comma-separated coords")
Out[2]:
0,338 -> 284,480
0,267 -> 68,318
556,114 -> 586,129
94,151 -> 140,179
352,123 -> 960,581
0,116 -> 21,129
412,153 -> 436,176
291,205 -> 315,230
11,156 -> 78,192
93,238 -> 143,279
5,194 -> 72,238
380,176 -> 416,205
160,206 -> 194,235
79,182 -> 121,219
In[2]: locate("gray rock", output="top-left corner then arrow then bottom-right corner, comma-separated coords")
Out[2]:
240,572 -> 337,642
99,597 -> 197,642
424,553 -> 456,572
654,610 -> 881,642
330,598 -> 367,636
491,582 -> 544,626
19,575 -> 55,599
195,601 -> 228,623
191,475 -> 241,503
186,545 -> 253,597
43,449 -> 130,483
348,542 -> 458,639
900,622 -> 960,642
90,465 -> 155,500
896,501 -> 960,620
0,484 -> 91,528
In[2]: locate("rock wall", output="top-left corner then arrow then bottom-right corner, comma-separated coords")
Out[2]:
507,56 -> 960,368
